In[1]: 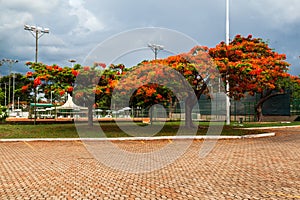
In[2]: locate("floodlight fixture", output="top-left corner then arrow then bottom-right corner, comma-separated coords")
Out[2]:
24,24 -> 30,30
147,43 -> 164,60
24,24 -> 50,63
43,28 -> 50,33
68,59 -> 76,67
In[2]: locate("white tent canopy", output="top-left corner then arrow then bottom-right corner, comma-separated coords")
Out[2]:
56,94 -> 87,110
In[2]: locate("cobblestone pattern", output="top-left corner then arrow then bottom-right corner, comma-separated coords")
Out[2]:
0,128 -> 299,199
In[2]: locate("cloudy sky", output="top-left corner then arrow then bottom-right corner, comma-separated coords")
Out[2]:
1,0 -> 300,76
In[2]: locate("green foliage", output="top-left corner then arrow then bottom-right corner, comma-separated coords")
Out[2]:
0,105 -> 7,120
0,73 -> 31,105
290,75 -> 300,99
0,88 -> 4,105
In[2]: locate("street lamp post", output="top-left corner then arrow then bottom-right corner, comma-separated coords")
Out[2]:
12,73 -> 15,111
68,59 -> 76,68
147,44 -> 164,124
1,59 -> 18,112
24,25 -> 50,63
24,24 -> 49,125
148,43 -> 164,60
225,0 -> 231,125
4,83 -> 7,107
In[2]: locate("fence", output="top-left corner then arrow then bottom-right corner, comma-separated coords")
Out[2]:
291,98 -> 300,115
125,93 -> 297,122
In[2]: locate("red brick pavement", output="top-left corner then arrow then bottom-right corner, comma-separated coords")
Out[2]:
0,128 -> 299,199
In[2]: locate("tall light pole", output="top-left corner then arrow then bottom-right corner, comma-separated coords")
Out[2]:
68,59 -> 76,68
4,83 -> 7,107
147,44 -> 164,124
24,24 -> 49,124
1,59 -> 18,112
12,73 -> 15,111
24,25 -> 50,63
225,0 -> 231,125
226,0 -> 230,46
148,43 -> 164,60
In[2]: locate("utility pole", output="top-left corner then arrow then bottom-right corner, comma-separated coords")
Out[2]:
225,0 -> 231,125
1,59 -> 18,112
12,73 -> 15,111
147,43 -> 164,124
148,43 -> 164,60
24,24 -> 49,125
24,25 -> 49,63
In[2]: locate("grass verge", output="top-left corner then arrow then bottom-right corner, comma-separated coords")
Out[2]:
0,122 -> 267,139
235,121 -> 300,128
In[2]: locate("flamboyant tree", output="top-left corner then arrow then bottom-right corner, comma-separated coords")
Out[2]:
113,46 -> 218,128
73,63 -> 125,125
23,62 -> 78,99
23,62 -> 127,125
130,84 -> 173,111
22,62 -> 80,120
209,34 -> 291,121
95,63 -> 127,109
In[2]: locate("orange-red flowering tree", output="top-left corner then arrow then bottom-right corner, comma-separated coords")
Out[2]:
94,63 -> 127,110
73,63 -> 125,126
23,62 -> 125,125
114,46 -> 218,128
23,62 -> 79,99
209,35 -> 291,121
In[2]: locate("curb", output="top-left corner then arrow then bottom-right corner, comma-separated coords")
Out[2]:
242,125 -> 300,130
0,132 -> 276,142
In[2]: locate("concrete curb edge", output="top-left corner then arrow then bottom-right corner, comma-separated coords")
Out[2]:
0,132 -> 276,142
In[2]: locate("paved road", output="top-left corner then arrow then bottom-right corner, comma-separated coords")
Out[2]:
0,127 -> 299,199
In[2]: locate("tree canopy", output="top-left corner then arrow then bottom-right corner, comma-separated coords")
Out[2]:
209,34 -> 291,121
21,34 -> 300,123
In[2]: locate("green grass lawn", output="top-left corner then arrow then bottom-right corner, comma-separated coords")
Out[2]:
234,121 -> 300,128
0,121 -> 271,139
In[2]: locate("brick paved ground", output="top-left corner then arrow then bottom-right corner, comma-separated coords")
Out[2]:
0,127 -> 299,199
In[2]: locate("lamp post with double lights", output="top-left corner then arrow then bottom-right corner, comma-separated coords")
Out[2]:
24,25 -> 49,63
24,24 -> 49,124
148,43 -> 164,60
147,43 -> 164,124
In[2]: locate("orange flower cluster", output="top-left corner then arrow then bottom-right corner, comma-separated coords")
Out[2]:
33,77 -> 41,87
209,34 -> 290,99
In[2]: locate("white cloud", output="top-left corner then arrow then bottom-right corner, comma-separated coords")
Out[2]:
68,0 -> 105,36
251,0 -> 300,27
0,0 -> 300,75
1,0 -> 60,14
0,10 -> 32,31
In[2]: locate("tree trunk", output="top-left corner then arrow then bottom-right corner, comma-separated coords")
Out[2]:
185,101 -> 194,128
149,106 -> 153,125
255,103 -> 263,122
168,99 -> 177,120
87,104 -> 93,126
255,90 -> 285,122
185,94 -> 198,128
